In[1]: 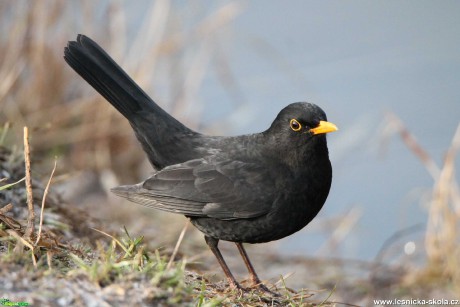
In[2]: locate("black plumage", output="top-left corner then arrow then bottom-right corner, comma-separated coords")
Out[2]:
64,35 -> 338,293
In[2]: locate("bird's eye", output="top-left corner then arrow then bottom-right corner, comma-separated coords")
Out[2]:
290,119 -> 302,131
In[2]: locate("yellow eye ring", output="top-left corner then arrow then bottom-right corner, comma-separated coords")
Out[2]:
290,119 -> 302,131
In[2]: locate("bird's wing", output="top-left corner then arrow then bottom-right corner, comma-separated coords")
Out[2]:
111,158 -> 276,220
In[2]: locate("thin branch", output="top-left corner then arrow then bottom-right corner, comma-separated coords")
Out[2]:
35,157 -> 58,246
167,220 -> 189,270
0,203 -> 13,215
384,112 -> 440,180
8,229 -> 37,267
23,126 -> 35,240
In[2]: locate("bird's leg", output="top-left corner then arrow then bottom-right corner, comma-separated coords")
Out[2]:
205,236 -> 242,290
234,242 -> 262,286
235,242 -> 278,295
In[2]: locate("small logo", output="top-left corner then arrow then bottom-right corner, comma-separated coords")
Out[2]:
0,298 -> 30,306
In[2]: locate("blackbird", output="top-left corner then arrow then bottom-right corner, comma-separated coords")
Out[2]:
64,35 -> 338,292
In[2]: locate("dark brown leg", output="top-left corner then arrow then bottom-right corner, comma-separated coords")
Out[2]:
205,236 -> 241,290
235,242 -> 278,295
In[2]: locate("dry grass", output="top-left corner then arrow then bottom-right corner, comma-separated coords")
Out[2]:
382,112 -> 460,293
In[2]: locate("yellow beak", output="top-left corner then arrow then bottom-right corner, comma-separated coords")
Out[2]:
309,120 -> 338,135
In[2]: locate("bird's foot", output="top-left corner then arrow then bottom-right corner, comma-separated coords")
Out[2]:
227,278 -> 280,297
251,282 -> 280,297
242,277 -> 280,297
226,280 -> 248,297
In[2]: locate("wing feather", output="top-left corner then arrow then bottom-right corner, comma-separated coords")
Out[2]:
111,157 -> 276,219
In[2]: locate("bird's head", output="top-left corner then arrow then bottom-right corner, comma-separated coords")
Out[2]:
265,102 -> 338,165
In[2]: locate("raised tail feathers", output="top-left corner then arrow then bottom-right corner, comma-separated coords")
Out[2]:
64,34 -> 161,121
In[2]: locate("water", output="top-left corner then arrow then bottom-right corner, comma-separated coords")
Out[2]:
126,0 -> 460,261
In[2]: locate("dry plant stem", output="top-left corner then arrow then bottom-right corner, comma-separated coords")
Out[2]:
8,229 -> 37,267
23,126 -> 35,240
386,112 -> 440,179
91,227 -> 130,255
389,112 -> 460,280
46,250 -> 53,268
166,220 -> 189,270
426,123 -> 460,261
0,203 -> 13,214
35,157 -> 57,246
0,204 -> 22,230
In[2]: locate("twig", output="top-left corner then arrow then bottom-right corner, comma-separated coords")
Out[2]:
384,112 -> 440,180
23,126 -> 35,240
8,229 -> 37,267
35,157 -> 57,246
166,220 -> 189,270
0,205 -> 22,230
0,203 -> 13,214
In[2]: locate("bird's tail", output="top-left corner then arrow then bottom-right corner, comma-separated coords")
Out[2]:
64,34 -> 170,124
